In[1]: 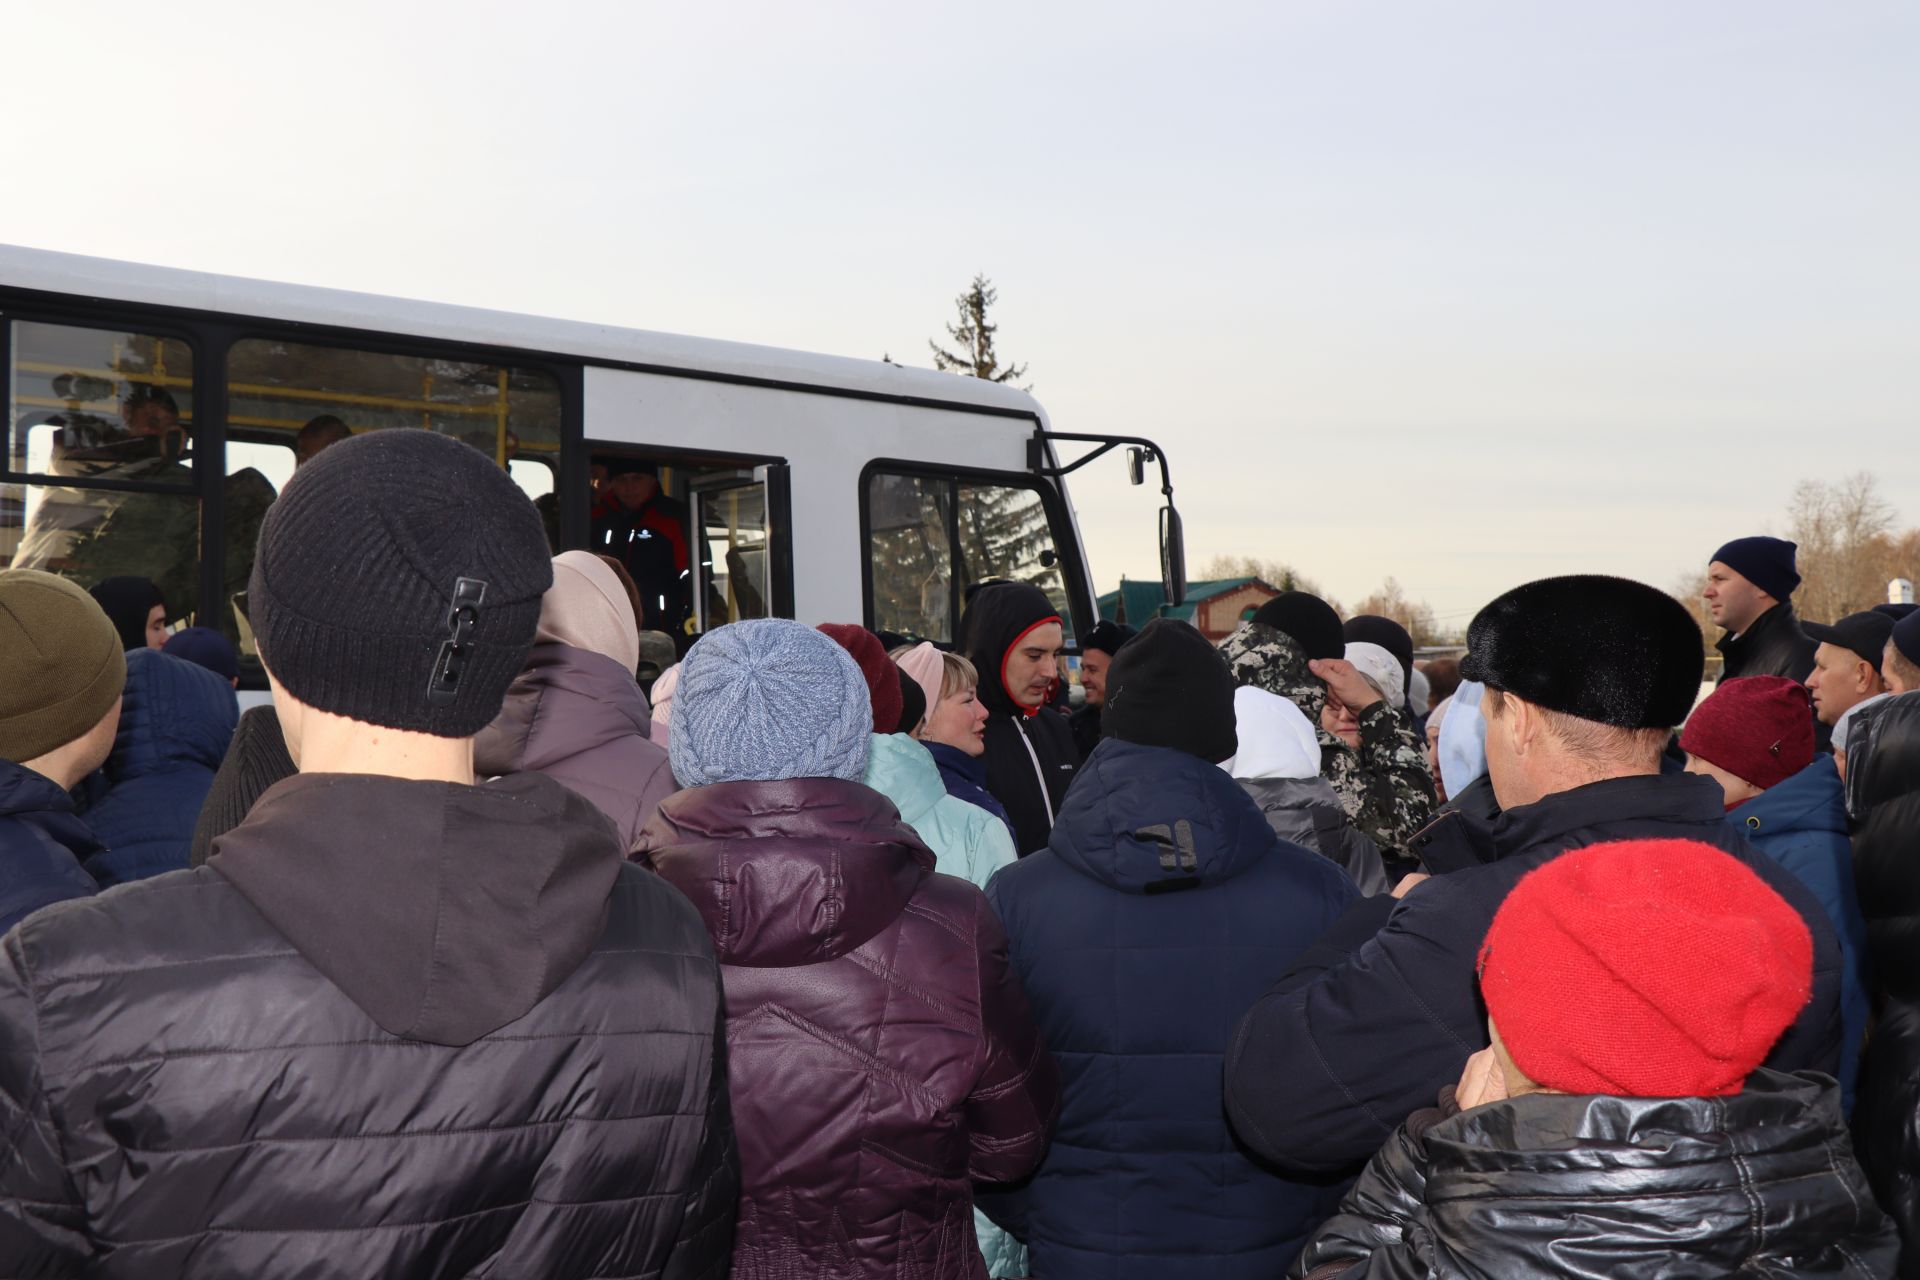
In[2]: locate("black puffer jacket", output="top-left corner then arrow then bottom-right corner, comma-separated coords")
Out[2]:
1846,691 -> 1920,1271
961,583 -> 1079,856
0,770 -> 736,1278
1292,1070 -> 1896,1279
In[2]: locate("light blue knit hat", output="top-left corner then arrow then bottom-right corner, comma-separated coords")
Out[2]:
668,618 -> 872,786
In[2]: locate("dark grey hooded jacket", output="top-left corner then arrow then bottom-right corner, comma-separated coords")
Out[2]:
0,770 -> 735,1278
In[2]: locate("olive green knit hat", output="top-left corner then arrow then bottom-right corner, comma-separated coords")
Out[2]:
0,570 -> 126,764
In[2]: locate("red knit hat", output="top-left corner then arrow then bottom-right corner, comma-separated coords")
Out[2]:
1479,839 -> 1812,1098
817,623 -> 903,736
1679,676 -> 1814,791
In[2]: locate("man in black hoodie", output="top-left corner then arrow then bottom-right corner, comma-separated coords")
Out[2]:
962,581 -> 1081,855
0,430 -> 737,1277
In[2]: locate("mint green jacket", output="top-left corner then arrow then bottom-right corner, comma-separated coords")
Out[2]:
862,734 -> 1018,891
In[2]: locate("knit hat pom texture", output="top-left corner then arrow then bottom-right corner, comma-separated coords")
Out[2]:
669,618 -> 872,787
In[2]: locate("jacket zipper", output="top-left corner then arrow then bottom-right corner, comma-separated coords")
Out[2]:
1015,718 -> 1056,826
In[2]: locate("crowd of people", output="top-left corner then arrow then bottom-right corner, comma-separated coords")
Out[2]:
1,429 -> 1917,1278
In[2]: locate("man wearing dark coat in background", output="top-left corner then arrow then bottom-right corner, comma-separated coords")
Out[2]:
1068,620 -> 1134,761
1707,535 -> 1818,684
0,431 -> 736,1277
1224,574 -> 1846,1174
961,581 -> 1079,856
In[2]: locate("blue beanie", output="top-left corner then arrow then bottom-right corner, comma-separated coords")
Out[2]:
668,618 -> 872,786
163,626 -> 240,682
1710,536 -> 1800,602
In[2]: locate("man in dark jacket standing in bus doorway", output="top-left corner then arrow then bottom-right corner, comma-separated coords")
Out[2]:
0,431 -> 736,1278
962,581 -> 1079,855
592,459 -> 692,638
1224,574 -> 1846,1175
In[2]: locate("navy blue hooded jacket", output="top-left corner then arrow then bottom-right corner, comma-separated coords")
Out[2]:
0,761 -> 99,935
84,650 -> 237,887
979,738 -> 1358,1280
1728,756 -> 1871,1113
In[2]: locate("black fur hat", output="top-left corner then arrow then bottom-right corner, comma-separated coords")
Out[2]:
1461,575 -> 1704,729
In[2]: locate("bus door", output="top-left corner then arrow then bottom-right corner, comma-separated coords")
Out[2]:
688,462 -> 790,633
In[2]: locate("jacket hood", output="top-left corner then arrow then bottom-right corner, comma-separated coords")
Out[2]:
109,649 -> 238,783
960,582 -> 1061,718
639,777 -> 934,966
0,759 -> 75,821
1420,1070 -> 1887,1270
474,641 -> 655,778
1048,737 -> 1283,892
1223,685 -> 1320,780
861,733 -> 946,827
1217,622 -> 1328,724
1730,756 -> 1844,839
209,770 -> 623,1047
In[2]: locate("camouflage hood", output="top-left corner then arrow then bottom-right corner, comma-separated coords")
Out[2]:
1217,621 -> 1329,726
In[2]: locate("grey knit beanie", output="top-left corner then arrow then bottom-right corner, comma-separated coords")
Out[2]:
668,618 -> 871,786
249,430 -> 553,737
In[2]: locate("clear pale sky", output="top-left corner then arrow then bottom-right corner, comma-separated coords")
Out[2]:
5,1 -> 1914,628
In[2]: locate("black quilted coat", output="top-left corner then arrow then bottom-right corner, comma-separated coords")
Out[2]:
0,770 -> 736,1278
1291,1070 -> 1896,1279
1848,692 -> 1920,1274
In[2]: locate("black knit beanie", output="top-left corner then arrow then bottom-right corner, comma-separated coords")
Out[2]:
1709,536 -> 1800,603
1250,591 -> 1345,661
1461,575 -> 1704,729
1101,618 -> 1238,764
249,430 -> 553,737
89,575 -> 167,651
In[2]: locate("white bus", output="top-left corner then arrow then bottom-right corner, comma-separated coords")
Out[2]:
1,246 -> 1183,684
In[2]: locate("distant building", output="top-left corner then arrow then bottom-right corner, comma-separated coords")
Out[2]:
1097,576 -> 1281,642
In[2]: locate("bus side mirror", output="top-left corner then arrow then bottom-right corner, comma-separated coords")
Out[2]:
1161,504 -> 1186,608
1127,446 -> 1149,486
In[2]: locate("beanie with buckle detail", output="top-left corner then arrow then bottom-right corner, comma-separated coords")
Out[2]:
248,430 -> 553,738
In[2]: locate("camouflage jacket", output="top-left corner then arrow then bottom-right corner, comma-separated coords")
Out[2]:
1218,622 -> 1434,862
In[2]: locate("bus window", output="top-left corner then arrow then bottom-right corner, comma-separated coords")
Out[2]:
867,472 -> 953,641
5,320 -> 202,623
221,337 -> 564,649
864,468 -> 1075,646
956,479 -> 1075,645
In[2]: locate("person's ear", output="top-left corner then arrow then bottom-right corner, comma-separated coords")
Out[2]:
1506,696 -> 1539,758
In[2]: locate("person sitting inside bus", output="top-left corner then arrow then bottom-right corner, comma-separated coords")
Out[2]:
592,458 -> 690,635
294,413 -> 351,466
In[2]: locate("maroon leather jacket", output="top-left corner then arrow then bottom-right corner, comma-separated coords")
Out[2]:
640,778 -> 1058,1279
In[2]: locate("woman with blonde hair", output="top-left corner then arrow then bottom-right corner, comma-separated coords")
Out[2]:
896,642 -> 1013,836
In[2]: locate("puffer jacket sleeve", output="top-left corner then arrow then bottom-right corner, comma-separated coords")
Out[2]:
660,993 -> 740,1280
963,891 -> 1059,1183
0,932 -> 88,1270
1226,877 -> 1486,1173
1288,1111 -> 1436,1280
966,810 -> 1018,890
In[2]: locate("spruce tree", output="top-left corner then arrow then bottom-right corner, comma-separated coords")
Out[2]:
929,274 -> 1029,387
